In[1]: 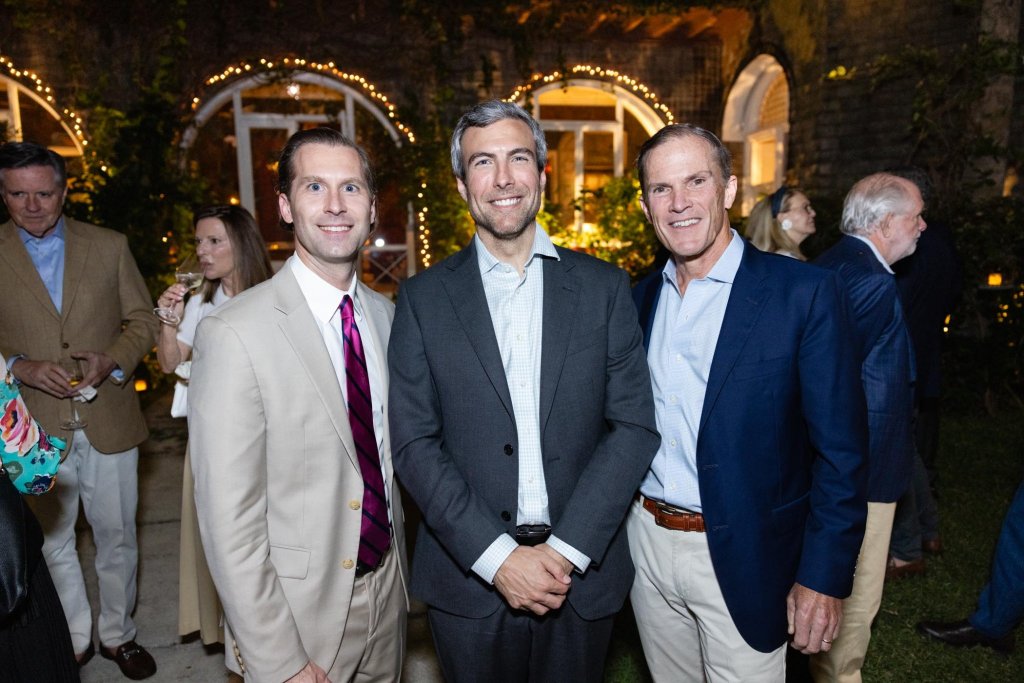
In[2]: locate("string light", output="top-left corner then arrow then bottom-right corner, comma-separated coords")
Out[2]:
0,55 -> 91,152
194,56 -> 433,267
194,57 -> 415,143
506,65 -> 675,123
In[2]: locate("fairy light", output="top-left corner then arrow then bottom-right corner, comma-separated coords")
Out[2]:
506,65 -> 675,123
194,58 -> 415,143
0,55 -> 91,152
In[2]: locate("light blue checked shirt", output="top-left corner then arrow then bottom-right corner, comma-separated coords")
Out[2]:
470,226 -> 591,583
639,230 -> 744,512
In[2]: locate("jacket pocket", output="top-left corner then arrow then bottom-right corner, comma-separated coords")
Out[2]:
269,544 -> 310,579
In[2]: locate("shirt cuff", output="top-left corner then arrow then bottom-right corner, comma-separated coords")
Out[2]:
470,534 -> 519,584
5,354 -> 25,384
110,367 -> 125,383
546,535 -> 591,574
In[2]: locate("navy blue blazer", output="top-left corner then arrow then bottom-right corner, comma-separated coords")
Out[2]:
815,235 -> 915,503
390,241 -> 660,621
633,242 -> 868,653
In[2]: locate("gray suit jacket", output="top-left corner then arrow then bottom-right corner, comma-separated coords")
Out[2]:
389,241 -> 659,620
188,265 -> 408,682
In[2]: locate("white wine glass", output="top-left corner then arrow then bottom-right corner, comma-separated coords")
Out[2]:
154,254 -> 204,325
59,358 -> 88,431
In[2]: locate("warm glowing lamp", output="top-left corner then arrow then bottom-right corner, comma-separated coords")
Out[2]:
988,273 -> 1003,287
134,378 -> 148,392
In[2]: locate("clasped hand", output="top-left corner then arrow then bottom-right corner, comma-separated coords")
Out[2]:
11,351 -> 117,399
493,544 -> 573,615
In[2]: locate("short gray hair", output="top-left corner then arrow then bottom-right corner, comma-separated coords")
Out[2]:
450,100 -> 547,181
840,173 -> 916,236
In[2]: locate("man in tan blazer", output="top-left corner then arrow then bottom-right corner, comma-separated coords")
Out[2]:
0,142 -> 158,678
188,128 -> 408,683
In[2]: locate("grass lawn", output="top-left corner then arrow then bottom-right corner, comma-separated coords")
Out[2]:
604,412 -> 1024,682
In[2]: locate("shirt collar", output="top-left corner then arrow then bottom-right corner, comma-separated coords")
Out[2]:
287,254 -> 362,325
475,223 -> 560,275
18,216 -> 65,246
851,234 -> 894,274
660,228 -> 744,292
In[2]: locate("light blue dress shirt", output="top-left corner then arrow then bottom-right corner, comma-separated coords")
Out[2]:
18,217 -> 65,311
469,226 -> 591,583
640,230 -> 744,512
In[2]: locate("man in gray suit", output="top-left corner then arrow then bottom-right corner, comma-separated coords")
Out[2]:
388,100 -> 660,682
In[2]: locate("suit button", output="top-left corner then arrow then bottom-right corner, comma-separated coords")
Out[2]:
62,342 -> 70,349
504,444 -> 514,455
342,559 -> 355,570
501,511 -> 512,522
349,500 -> 361,510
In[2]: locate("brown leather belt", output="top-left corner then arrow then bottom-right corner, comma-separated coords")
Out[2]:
638,495 -> 706,532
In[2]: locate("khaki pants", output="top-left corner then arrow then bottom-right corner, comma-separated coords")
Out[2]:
809,502 -> 896,683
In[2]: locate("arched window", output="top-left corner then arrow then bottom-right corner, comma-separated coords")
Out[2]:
181,61 -> 415,288
513,70 -> 671,231
1,57 -> 87,164
722,55 -> 790,215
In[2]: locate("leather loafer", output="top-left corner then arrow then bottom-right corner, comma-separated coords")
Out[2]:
922,536 -> 944,555
885,556 -> 926,580
917,619 -> 1014,655
100,640 -> 157,680
76,641 -> 95,667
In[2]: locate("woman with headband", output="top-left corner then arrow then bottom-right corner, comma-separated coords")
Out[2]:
744,185 -> 817,260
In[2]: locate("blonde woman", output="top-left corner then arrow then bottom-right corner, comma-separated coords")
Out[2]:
745,186 -> 816,260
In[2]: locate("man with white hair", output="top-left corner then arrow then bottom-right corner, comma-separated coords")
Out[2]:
811,172 -> 927,682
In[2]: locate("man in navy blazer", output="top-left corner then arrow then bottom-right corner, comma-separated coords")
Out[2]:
389,101 -> 660,682
810,173 -> 924,682
629,124 -> 867,681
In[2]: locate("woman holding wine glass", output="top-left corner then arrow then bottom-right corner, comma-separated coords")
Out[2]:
154,205 -> 272,647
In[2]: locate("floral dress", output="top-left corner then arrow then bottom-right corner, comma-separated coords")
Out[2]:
1,368 -> 65,494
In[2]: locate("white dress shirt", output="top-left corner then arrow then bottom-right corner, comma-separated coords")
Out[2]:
288,256 -> 389,503
469,226 -> 590,583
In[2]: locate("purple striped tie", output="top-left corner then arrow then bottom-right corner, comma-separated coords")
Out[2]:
340,295 -> 391,571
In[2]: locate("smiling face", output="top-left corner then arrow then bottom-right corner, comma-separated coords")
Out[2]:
639,133 -> 737,278
0,165 -> 68,238
456,118 -> 545,246
195,217 -> 236,286
278,142 -> 376,288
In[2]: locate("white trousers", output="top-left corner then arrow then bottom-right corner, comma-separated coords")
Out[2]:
27,430 -> 139,652
809,502 -> 895,683
627,500 -> 786,683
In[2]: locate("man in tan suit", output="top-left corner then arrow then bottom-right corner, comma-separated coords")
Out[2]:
188,128 -> 408,682
0,142 -> 158,678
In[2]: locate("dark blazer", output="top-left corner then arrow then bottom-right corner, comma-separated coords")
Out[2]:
389,240 -> 659,620
633,243 -> 868,653
815,235 -> 915,503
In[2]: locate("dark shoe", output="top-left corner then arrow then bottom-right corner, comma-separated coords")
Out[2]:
76,641 -> 95,667
100,640 -> 157,680
917,619 -> 1014,655
922,536 -> 944,555
885,556 -> 926,581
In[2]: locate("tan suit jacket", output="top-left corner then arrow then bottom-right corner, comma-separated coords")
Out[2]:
0,217 -> 156,452
188,265 -> 408,682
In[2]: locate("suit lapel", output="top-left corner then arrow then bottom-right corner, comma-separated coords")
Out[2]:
441,244 -> 515,420
60,218 -> 91,321
0,220 -> 61,320
699,249 -> 770,436
274,268 -> 360,471
539,254 -> 580,431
